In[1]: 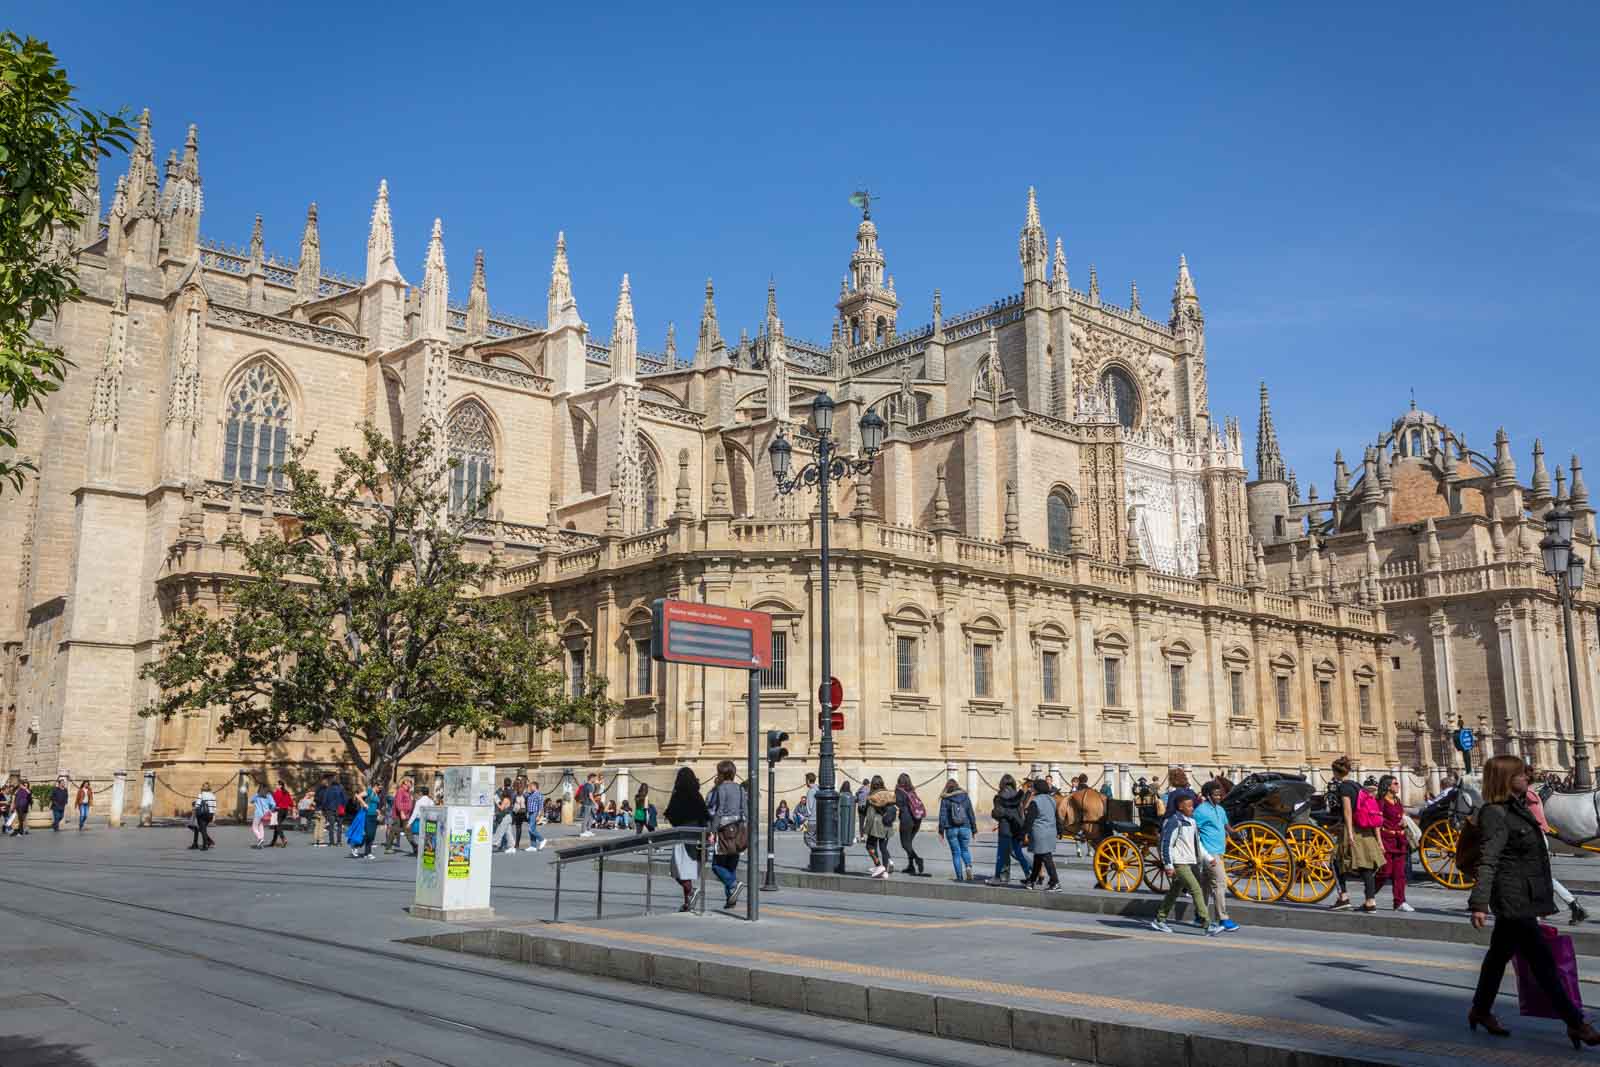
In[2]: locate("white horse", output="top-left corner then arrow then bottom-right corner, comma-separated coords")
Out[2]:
1454,774 -> 1590,924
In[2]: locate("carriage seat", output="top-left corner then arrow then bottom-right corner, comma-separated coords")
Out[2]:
1309,810 -> 1342,827
1107,819 -> 1141,835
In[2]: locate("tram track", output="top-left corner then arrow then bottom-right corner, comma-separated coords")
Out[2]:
0,875 -> 1007,1067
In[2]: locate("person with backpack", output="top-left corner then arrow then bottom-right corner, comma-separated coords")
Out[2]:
249,780 -> 276,849
894,774 -> 928,877
987,774 -> 1031,885
1342,774 -> 1386,913
937,778 -> 977,882
861,776 -> 897,878
190,783 -> 217,850
1019,777 -> 1062,892
1326,756 -> 1367,911
320,777 -> 347,848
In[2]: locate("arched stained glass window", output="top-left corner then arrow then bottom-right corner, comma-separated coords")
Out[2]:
642,452 -> 659,530
1047,490 -> 1074,554
1100,366 -> 1140,430
448,402 -> 495,515
223,363 -> 292,487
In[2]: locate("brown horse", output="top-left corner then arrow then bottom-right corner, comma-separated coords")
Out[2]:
1060,786 -> 1106,841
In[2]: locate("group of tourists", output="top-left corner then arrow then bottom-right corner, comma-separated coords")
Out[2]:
488,776 -> 551,853
0,776 -> 94,835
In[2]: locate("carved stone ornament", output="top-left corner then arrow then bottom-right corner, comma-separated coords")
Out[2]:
1072,322 -> 1174,436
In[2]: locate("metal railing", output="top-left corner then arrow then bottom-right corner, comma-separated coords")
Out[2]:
550,827 -> 707,922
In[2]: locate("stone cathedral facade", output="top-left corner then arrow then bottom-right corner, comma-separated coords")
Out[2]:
2,110 -> 1408,811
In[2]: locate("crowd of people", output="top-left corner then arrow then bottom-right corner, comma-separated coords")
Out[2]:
0,776 -> 94,835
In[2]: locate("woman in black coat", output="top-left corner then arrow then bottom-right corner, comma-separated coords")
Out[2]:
1468,755 -> 1600,1047
664,767 -> 710,912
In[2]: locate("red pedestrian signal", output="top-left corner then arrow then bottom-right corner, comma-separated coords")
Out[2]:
817,711 -> 845,731
817,676 -> 843,710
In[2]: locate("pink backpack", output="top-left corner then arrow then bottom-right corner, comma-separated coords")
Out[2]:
1354,788 -> 1383,829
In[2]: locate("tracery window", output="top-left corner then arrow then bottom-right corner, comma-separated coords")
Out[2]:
223,363 -> 291,487
642,451 -> 659,529
1046,489 -> 1074,554
447,402 -> 495,515
1100,366 -> 1140,430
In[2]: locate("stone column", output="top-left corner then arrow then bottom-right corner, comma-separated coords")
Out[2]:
1102,762 -> 1116,797
1496,602 -> 1524,746
615,767 -> 630,807
1428,609 -> 1456,745
109,770 -> 126,828
966,761 -> 980,804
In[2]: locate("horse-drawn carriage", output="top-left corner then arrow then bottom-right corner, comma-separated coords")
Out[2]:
1065,772 -> 1341,903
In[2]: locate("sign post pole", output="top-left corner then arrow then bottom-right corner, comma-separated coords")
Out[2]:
748,669 -> 760,923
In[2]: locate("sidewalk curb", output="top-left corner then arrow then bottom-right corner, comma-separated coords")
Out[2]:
402,925 -> 1405,1067
606,859 -> 1600,954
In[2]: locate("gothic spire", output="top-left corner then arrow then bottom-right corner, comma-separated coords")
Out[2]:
766,284 -> 789,421
1256,381 -> 1286,482
295,203 -> 321,302
1571,454 -> 1590,510
1019,186 -> 1048,297
420,218 -> 448,340
160,122 -> 202,258
130,108 -> 160,220
365,179 -> 403,284
694,277 -> 723,367
1530,438 -> 1552,509
610,273 -> 637,382
1129,280 -> 1140,314
466,248 -> 489,338
664,322 -> 677,366
1088,264 -> 1100,304
1333,449 -> 1350,498
547,230 -> 579,329
1493,426 -> 1517,486
765,277 -> 780,329
1051,237 -> 1069,306
249,214 -> 264,266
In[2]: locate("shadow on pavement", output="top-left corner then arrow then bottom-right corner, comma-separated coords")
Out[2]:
0,1036 -> 98,1067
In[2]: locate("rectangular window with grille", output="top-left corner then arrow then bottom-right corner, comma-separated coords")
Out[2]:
1041,650 -> 1060,703
896,635 -> 917,692
973,644 -> 993,698
1104,658 -> 1121,708
1319,679 -> 1334,721
760,631 -> 788,690
1276,674 -> 1291,720
1230,671 -> 1246,717
1359,683 -> 1373,725
635,638 -> 652,696
1171,664 -> 1186,713
569,648 -> 585,700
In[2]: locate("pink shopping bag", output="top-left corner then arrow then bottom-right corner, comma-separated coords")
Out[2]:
1514,923 -> 1584,1019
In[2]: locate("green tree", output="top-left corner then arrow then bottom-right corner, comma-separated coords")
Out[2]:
0,33 -> 132,492
140,424 -> 613,790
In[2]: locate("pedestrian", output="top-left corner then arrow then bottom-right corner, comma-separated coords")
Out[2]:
492,778 -> 516,853
801,772 -> 818,848
1100,777 -> 1114,801
664,767 -> 709,911
1019,777 -> 1062,891
855,779 -> 872,836
1327,756 -> 1380,911
409,787 -> 435,856
578,774 -> 598,838
837,779 -> 856,847
861,776 -> 897,878
190,783 -> 217,850
937,778 -> 977,882
1467,754 -> 1600,1047
1163,768 -> 1191,809
358,781 -> 386,859
523,780 -> 547,852
0,785 -> 11,836
270,781 -> 294,847
1371,774 -> 1413,913
11,780 -> 30,835
386,777 -> 414,854
706,760 -> 748,909
1523,781 -> 1588,924
1194,780 -> 1240,931
320,776 -> 347,847
1150,788 -> 1221,935
343,782 -> 370,857
75,779 -> 93,831
987,774 -> 1031,885
249,780 -> 275,849
895,774 -> 928,877
49,777 -> 69,831
509,776 -> 531,849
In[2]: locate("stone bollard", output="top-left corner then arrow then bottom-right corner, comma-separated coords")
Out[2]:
140,770 -> 155,827
110,770 -> 127,828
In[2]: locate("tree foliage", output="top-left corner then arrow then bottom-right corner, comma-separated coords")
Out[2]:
0,33 -> 131,492
141,424 -> 613,789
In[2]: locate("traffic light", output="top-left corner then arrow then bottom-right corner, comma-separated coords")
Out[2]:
766,729 -> 789,764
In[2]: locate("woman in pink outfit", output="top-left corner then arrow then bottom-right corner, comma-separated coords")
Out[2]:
1373,775 -> 1412,911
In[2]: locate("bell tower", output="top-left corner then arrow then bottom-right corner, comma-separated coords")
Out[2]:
835,193 -> 899,347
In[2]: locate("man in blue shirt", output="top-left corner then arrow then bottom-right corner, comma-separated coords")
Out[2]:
1193,780 -> 1240,932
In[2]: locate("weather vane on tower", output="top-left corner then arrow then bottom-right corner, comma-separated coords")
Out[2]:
848,188 -> 876,220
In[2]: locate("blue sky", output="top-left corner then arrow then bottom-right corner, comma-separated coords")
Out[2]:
30,3 -> 1600,491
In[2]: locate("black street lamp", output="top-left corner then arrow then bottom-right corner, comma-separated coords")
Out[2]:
769,394 -> 885,874
1540,502 -> 1592,790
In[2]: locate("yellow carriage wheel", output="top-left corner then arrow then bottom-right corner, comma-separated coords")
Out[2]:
1283,824 -> 1338,904
1141,845 -> 1170,894
1224,821 -> 1292,903
1420,819 -> 1475,890
1094,835 -> 1143,893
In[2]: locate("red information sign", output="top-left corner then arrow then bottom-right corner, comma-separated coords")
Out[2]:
817,710 -> 845,731
651,599 -> 773,670
817,676 -> 843,710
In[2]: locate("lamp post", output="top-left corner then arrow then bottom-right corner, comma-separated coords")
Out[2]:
768,393 -> 885,874
1540,502 -> 1593,790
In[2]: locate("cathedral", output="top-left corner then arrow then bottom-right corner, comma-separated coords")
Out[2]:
14,106 -> 1548,816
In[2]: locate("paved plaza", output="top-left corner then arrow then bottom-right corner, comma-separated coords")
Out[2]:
3,818 -> 1599,1065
